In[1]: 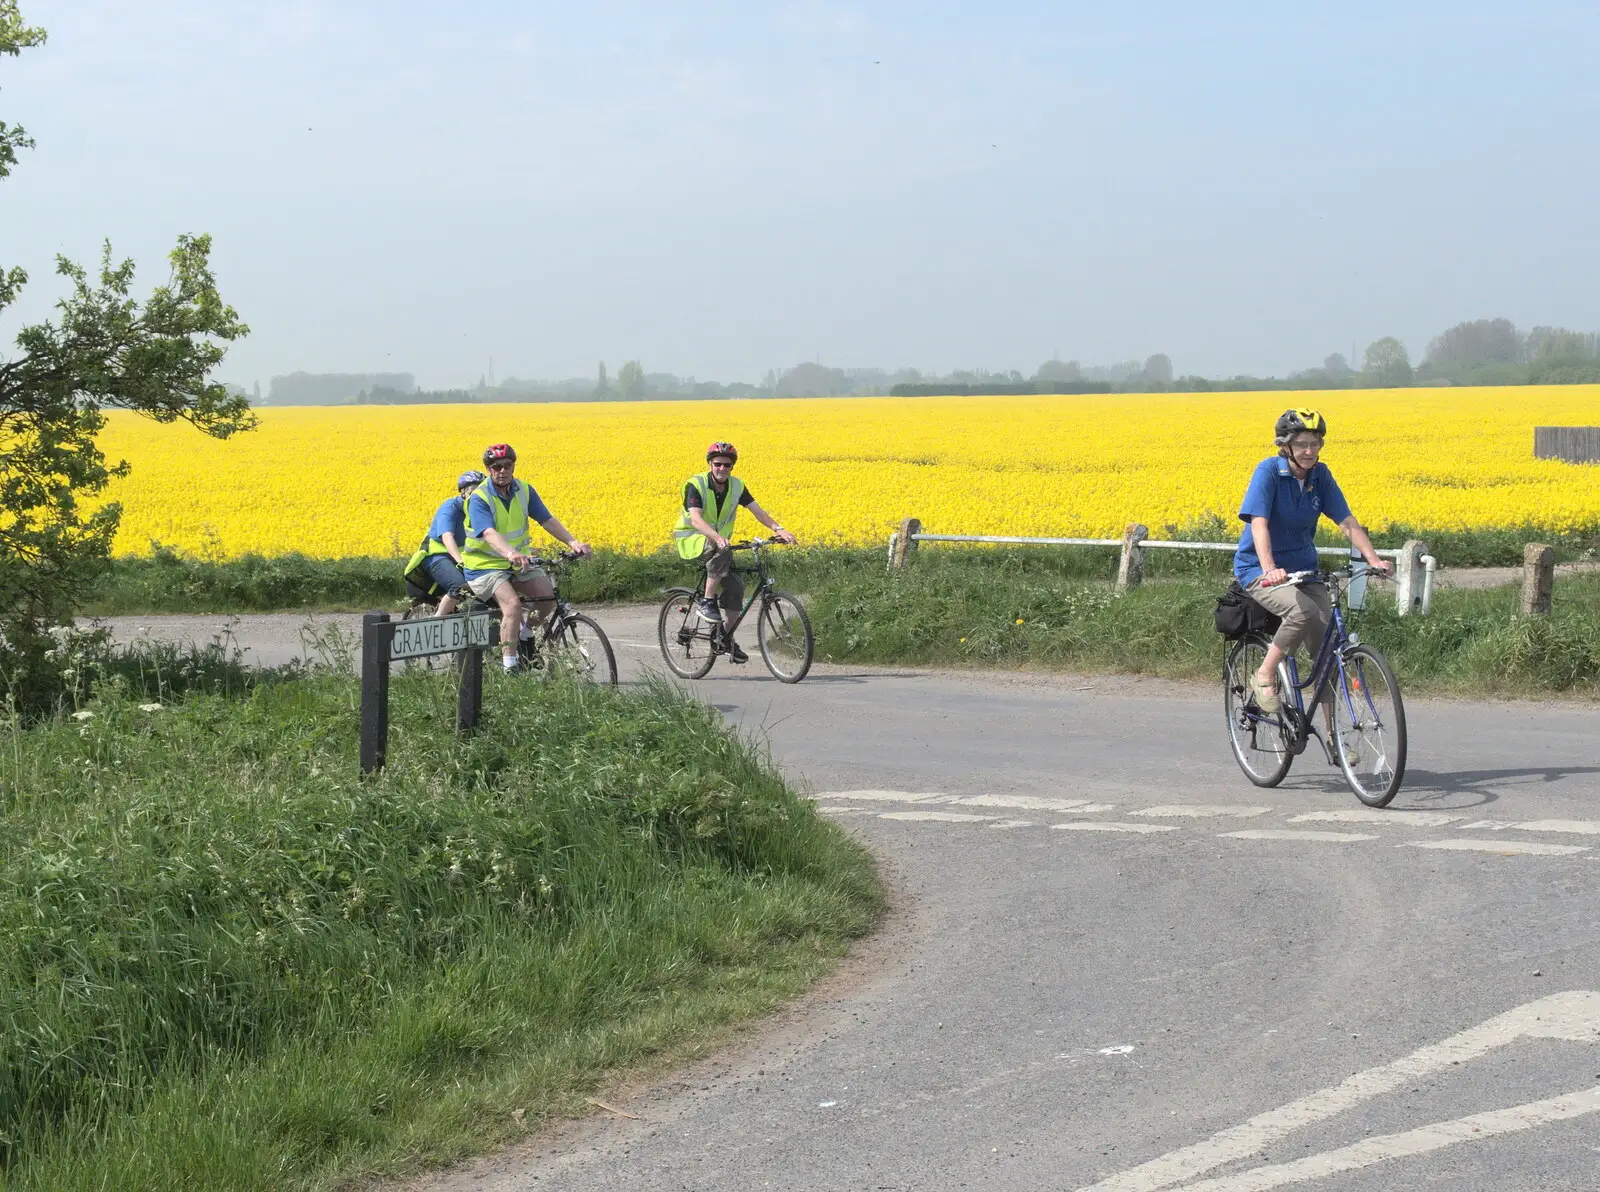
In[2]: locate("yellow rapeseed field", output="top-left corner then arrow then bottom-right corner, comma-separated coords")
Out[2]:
94,386 -> 1600,558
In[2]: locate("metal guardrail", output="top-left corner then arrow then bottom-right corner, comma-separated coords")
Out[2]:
886,521 -> 1438,616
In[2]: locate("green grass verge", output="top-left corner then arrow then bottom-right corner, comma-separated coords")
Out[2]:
0,674 -> 881,1189
83,522 -> 1600,617
807,551 -> 1600,697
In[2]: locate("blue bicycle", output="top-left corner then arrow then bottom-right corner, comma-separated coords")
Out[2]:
1222,567 -> 1407,806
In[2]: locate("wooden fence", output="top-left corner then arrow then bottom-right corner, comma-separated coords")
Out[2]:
1534,426 -> 1600,464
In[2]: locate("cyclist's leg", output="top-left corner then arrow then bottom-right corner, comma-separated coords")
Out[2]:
697,545 -> 734,618
1246,581 -> 1327,699
468,569 -> 525,667
422,555 -> 467,616
512,567 -> 556,630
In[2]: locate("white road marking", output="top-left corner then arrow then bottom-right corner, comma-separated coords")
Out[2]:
1402,839 -> 1590,857
1131,805 -> 1273,819
1458,818 -> 1600,836
814,789 -> 948,804
1221,830 -> 1376,844
816,806 -> 873,816
1172,1086 -> 1600,1191
988,819 -> 1036,830
1074,990 -> 1600,1192
947,794 -> 1111,813
876,811 -> 995,824
1289,809 -> 1460,828
1052,822 -> 1181,835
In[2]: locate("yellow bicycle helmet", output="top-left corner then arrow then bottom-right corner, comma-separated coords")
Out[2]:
1274,408 -> 1327,445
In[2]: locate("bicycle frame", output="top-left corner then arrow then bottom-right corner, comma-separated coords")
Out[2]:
1246,574 -> 1376,760
703,543 -> 776,639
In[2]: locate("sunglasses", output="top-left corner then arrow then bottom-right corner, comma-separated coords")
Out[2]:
488,461 -> 515,471
709,459 -> 734,467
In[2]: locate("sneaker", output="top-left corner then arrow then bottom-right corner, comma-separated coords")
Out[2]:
1248,671 -> 1280,714
695,597 -> 723,623
727,640 -> 749,664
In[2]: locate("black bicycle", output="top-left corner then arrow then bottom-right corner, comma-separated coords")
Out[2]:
1222,566 -> 1407,806
658,539 -> 813,683
468,552 -> 618,686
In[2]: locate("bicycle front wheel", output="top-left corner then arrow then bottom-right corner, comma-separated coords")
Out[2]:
657,590 -> 716,679
757,591 -> 813,683
1223,634 -> 1294,787
545,613 -> 618,685
1331,644 -> 1406,807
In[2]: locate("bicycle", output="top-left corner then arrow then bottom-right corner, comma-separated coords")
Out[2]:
657,539 -> 813,683
1222,566 -> 1407,807
467,552 -> 618,686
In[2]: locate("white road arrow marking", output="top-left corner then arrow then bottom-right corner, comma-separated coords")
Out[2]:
1075,990 -> 1600,1192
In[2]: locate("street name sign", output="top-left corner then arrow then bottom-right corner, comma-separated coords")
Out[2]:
389,612 -> 494,661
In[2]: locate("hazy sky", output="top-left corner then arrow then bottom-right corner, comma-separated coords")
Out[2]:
3,1 -> 1599,389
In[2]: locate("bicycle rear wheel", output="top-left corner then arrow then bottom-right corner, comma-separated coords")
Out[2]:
757,591 -> 812,683
1223,635 -> 1294,787
545,612 -> 618,685
657,589 -> 716,679
1331,644 -> 1406,807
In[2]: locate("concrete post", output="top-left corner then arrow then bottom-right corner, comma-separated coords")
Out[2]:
1393,539 -> 1428,617
890,517 -> 921,569
1115,523 -> 1149,594
1520,543 -> 1555,615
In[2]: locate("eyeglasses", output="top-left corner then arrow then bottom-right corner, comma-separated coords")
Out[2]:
1288,440 -> 1323,453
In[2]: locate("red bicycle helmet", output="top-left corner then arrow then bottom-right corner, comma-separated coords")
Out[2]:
705,441 -> 738,463
482,443 -> 517,466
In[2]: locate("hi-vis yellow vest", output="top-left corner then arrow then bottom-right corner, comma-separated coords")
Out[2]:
460,479 -> 534,572
402,496 -> 466,590
671,473 -> 744,560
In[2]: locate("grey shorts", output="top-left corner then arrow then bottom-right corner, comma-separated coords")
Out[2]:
466,563 -> 549,602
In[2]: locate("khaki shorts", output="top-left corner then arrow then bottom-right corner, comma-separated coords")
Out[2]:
466,563 -> 549,602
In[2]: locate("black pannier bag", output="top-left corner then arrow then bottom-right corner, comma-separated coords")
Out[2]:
1213,579 -> 1282,639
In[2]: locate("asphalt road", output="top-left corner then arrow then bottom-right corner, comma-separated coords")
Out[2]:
103,607 -> 1600,1191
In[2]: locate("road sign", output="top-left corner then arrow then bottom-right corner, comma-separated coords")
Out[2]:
389,611 -> 494,660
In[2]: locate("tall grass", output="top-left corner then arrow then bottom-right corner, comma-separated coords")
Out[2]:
83,521 -> 1600,617
0,673 -> 880,1189
807,554 -> 1600,697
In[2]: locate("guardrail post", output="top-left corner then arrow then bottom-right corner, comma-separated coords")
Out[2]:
359,611 -> 393,774
1520,543 -> 1554,615
1393,539 -> 1428,617
1115,523 -> 1148,594
890,518 -> 921,569
457,644 -> 484,733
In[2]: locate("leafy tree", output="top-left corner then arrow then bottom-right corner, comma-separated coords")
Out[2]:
1424,318 -> 1521,365
1141,354 -> 1174,385
1362,337 -> 1413,387
2,1 -> 252,716
1322,352 -> 1352,376
593,360 -> 609,397
1034,358 -> 1081,383
1527,327 -> 1597,361
617,359 -> 645,399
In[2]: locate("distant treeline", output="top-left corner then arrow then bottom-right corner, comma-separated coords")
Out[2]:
237,316 -> 1600,406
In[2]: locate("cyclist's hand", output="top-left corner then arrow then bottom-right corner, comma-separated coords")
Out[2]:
1368,558 -> 1393,577
1261,567 -> 1287,587
773,528 -> 797,545
507,551 -> 530,570
568,541 -> 593,557
711,534 -> 730,551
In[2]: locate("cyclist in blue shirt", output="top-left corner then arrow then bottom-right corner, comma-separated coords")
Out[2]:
403,470 -> 485,616
1234,409 -> 1390,713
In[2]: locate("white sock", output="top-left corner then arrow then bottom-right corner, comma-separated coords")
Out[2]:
502,654 -> 519,670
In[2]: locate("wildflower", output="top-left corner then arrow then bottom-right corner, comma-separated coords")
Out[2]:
138,703 -> 164,713
1015,618 -> 1025,625
71,710 -> 94,721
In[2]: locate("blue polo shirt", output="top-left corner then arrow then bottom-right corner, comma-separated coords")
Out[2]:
1233,456 -> 1352,586
427,496 -> 466,547
464,479 -> 554,579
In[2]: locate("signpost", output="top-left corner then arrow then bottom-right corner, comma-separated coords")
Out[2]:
360,610 -> 498,775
